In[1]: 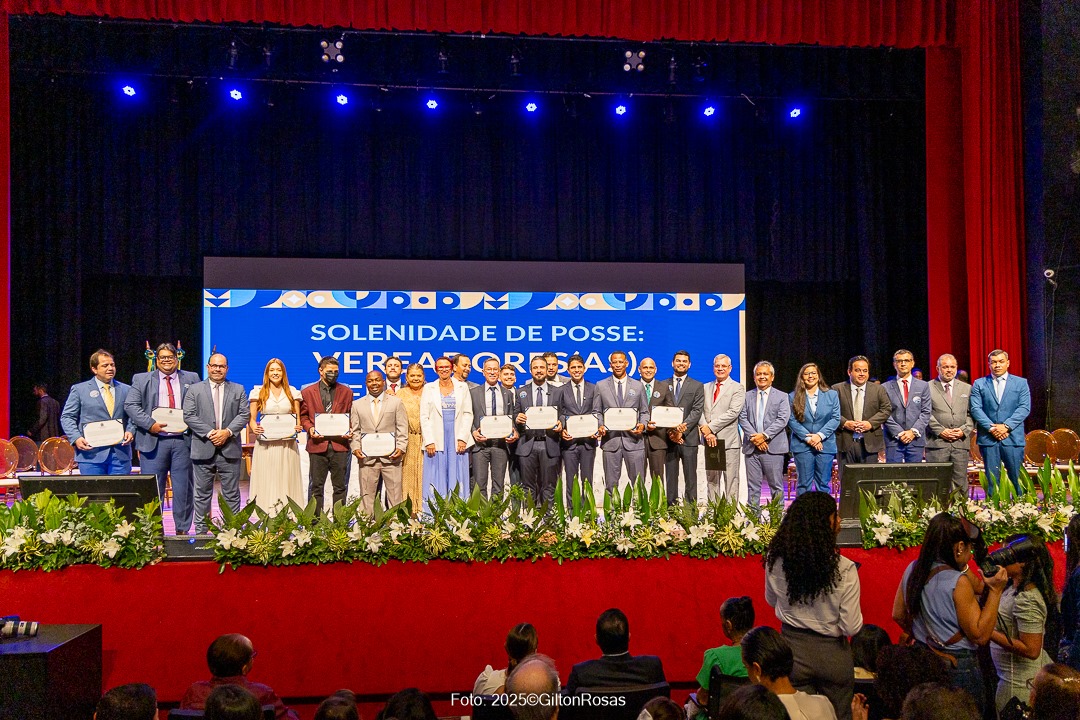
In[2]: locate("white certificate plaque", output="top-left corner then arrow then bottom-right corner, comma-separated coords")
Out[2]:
566,414 -> 599,439
83,419 -> 124,447
260,413 -> 297,441
150,407 -> 188,434
480,415 -> 514,438
360,433 -> 396,457
650,406 -> 685,428
525,406 -> 558,430
603,408 -> 638,431
314,413 -> 350,436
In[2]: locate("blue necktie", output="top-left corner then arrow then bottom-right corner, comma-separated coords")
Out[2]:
675,377 -> 683,402
616,381 -> 624,405
490,387 -> 497,415
536,386 -> 543,406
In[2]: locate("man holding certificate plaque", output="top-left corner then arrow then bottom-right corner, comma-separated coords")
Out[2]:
514,356 -> 562,506
594,350 -> 649,492
125,342 -> 201,534
350,371 -> 408,515
470,358 -> 519,498
556,354 -> 601,505
300,356 -> 355,517
61,349 -> 136,475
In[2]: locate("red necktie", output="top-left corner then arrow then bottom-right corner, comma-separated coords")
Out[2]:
902,378 -> 909,404
713,382 -> 722,402
166,375 -> 176,408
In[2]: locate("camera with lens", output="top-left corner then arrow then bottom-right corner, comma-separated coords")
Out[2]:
0,616 -> 39,639
978,536 -> 1038,577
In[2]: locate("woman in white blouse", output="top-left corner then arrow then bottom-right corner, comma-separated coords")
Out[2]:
419,356 -> 474,503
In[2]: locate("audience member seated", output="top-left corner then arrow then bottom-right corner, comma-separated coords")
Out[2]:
715,685 -> 788,720
851,626 -> 892,679
96,683 -> 158,720
506,654 -> 560,720
899,683 -> 978,720
375,688 -> 437,720
566,608 -> 666,692
1028,663 -> 1080,720
691,596 -> 754,713
205,685 -> 262,720
740,626 -> 837,720
637,697 -> 685,720
475,622 -> 539,694
314,690 -> 359,720
180,634 -> 299,720
872,646 -> 946,720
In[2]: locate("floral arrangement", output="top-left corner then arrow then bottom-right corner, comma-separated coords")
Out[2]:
0,490 -> 163,571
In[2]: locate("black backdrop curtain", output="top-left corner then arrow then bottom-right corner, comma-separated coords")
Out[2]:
8,19 -> 927,430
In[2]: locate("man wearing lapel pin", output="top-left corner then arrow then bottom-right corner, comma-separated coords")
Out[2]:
470,358 -> 519,498
61,349 -> 136,476
925,353 -> 974,494
699,354 -> 746,502
662,350 -> 705,504
882,349 -> 932,463
350,370 -> 408,516
556,354 -> 601,505
594,351 -> 649,492
514,356 -> 562,506
638,357 -> 673,486
125,343 -> 202,534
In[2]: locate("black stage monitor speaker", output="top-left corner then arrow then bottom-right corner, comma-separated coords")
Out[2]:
18,474 -> 160,521
836,462 -> 953,547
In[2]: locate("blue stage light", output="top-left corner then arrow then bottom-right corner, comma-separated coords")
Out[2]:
525,102 -> 538,113
615,104 -> 627,116
789,107 -> 802,118
426,98 -> 439,110
703,105 -> 715,117
336,94 -> 349,106
121,85 -> 136,97
229,89 -> 243,101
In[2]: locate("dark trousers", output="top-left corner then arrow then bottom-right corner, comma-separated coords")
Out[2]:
645,444 -> 667,484
980,443 -> 1025,494
783,624 -> 854,720
309,447 -> 349,516
141,435 -> 194,534
665,443 -> 699,503
471,442 -> 510,497
519,449 -> 558,506
561,442 -> 596,505
837,437 -> 877,480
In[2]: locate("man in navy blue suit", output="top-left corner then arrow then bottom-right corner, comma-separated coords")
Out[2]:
882,349 -> 932,463
514,355 -> 562,506
663,350 -> 705,503
970,349 -> 1031,493
124,343 -> 202,535
61,349 -> 136,475
556,354 -> 601,505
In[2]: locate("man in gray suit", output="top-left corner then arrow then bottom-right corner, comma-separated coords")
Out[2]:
834,355 -> 892,478
470,358 -> 519,497
738,361 -> 791,506
350,370 -> 409,515
926,353 -> 974,493
183,353 -> 250,533
594,350 -> 649,491
663,350 -> 706,503
699,354 -> 746,502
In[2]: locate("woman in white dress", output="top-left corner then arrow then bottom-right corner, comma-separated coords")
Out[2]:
247,358 -> 303,515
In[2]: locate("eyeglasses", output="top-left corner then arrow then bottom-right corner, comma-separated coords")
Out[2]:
158,355 -> 177,362
207,364 -> 227,370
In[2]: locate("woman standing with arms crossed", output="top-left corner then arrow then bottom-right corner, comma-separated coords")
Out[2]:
395,363 -> 427,514
247,358 -> 303,514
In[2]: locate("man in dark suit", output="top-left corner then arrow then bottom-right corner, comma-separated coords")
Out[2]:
565,608 -> 666,692
594,351 -> 649,491
514,355 -> 562,506
60,349 -> 136,475
834,355 -> 892,478
970,349 -> 1031,493
882,349 -> 932,463
300,356 -> 355,516
663,350 -> 706,503
556,354 -> 601,505
638,357 -> 673,484
926,353 -> 974,493
738,361 -> 791,506
470,358 -> 519,497
125,342 -> 202,535
182,353 -> 250,533
28,382 -> 60,442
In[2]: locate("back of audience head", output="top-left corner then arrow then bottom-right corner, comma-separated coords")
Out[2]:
720,596 -> 755,641
874,645 -> 947,719
740,626 -> 793,682
506,654 -> 560,720
95,683 -> 158,720
506,622 -> 539,671
851,624 -> 892,674
596,608 -> 630,654
205,684 -> 261,720
207,633 -> 255,678
377,688 -> 436,720
315,690 -> 360,720
716,685 -> 788,720
900,683 -> 978,720
1030,663 -> 1080,720
638,697 -> 685,720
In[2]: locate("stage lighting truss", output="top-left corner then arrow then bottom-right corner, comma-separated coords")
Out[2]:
321,39 -> 344,63
623,50 -> 646,72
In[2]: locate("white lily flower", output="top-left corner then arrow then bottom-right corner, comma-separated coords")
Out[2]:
389,521 -> 405,542
620,510 -> 642,530
102,538 -> 122,558
655,532 -> 671,547
566,517 -> 585,538
519,508 -> 537,529
113,520 -> 136,538
658,519 -> 680,535
616,538 -> 635,554
688,524 -> 712,547
365,535 -> 384,553
346,524 -> 365,542
216,529 -> 241,550
1037,516 -> 1055,535
730,514 -> 749,529
292,528 -> 313,547
872,526 -> 893,545
455,520 -> 473,543
871,511 -> 893,527
59,530 -> 75,546
501,519 -> 516,535
40,530 -> 60,545
280,539 -> 297,557
741,525 -> 760,543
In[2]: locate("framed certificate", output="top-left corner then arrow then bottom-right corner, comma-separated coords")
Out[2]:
150,407 -> 188,434
480,415 -> 514,438
83,419 -> 124,447
525,406 -> 558,430
650,406 -> 684,428
314,413 -> 350,436
603,407 -> 637,431
260,413 -> 297,441
361,433 -> 396,457
566,414 -> 599,439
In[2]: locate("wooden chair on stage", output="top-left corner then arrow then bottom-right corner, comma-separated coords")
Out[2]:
1025,430 -> 1057,465
0,438 -> 19,502
560,682 -> 670,720
1052,428 -> 1080,463
967,434 -> 983,499
706,666 -> 751,718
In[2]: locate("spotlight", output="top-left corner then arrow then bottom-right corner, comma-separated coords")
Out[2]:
703,105 -> 716,117
321,39 -> 344,63
623,50 -> 646,72
615,104 -> 627,116
525,102 -> 538,113
336,94 -> 349,106
121,85 -> 136,97
426,98 -> 439,110
229,89 -> 243,101
789,107 -> 802,118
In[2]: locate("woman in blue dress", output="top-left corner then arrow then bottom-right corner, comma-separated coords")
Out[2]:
419,356 -> 474,505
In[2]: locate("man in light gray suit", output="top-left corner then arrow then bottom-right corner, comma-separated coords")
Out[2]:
350,370 -> 409,515
738,361 -> 790,506
594,350 -> 649,491
699,354 -> 746,501
926,353 -> 974,493
182,353 -> 250,533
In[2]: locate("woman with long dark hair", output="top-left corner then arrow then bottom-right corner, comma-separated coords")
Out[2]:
473,622 -> 539,694
1058,514 -> 1080,667
765,492 -> 862,720
891,512 -> 1008,712
989,535 -> 1058,711
787,363 -> 841,495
